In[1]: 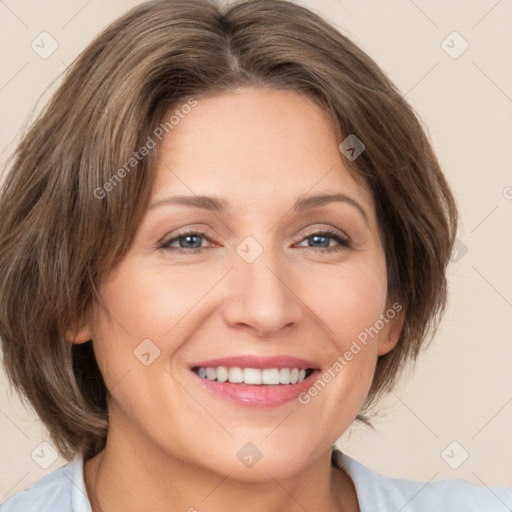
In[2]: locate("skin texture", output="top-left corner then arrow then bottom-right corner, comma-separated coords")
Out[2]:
72,87 -> 404,512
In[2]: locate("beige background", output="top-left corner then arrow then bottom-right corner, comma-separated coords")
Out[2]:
1,0 -> 511,502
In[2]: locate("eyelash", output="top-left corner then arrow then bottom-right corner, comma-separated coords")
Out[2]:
158,228 -> 351,254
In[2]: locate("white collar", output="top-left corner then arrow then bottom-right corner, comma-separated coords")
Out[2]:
70,451 -> 92,512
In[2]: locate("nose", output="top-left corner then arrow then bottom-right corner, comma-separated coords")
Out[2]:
221,249 -> 303,338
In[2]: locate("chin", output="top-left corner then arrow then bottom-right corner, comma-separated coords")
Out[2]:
187,434 -> 324,483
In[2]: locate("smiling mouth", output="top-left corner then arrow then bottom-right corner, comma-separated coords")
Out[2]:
192,366 -> 314,385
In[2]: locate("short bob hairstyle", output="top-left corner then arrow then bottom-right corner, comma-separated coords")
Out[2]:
0,0 -> 457,462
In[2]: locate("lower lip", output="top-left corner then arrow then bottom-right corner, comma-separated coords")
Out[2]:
192,370 -> 319,407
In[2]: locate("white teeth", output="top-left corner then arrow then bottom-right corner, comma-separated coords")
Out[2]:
279,368 -> 291,384
243,368 -> 262,385
216,366 -> 228,382
195,366 -> 310,385
262,368 -> 280,385
228,367 -> 243,383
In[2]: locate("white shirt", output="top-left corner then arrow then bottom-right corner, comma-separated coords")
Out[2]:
2,449 -> 511,511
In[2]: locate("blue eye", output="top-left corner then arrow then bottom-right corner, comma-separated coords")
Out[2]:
298,230 -> 351,250
159,229 -> 351,254
159,231 -> 208,253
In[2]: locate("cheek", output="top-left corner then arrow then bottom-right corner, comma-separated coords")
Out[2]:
301,274 -> 385,436
308,258 -> 388,348
94,258 -> 207,344
297,259 -> 386,412
88,257 -> 230,399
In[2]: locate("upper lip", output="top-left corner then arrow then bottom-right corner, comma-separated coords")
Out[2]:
190,354 -> 321,370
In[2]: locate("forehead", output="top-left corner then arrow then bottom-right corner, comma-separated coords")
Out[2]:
152,87 -> 374,219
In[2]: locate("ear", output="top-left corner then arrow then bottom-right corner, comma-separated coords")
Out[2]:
65,309 -> 93,345
377,301 -> 405,356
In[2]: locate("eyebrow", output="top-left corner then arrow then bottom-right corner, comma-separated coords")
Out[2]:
150,192 -> 369,226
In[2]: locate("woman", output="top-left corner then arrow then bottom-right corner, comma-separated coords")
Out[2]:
0,0 -> 510,510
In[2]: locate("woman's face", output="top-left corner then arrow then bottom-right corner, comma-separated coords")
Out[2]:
79,87 -> 402,480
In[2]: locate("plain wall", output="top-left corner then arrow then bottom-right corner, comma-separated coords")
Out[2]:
1,0 -> 511,501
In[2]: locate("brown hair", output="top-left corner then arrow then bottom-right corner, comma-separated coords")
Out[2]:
0,0 -> 457,461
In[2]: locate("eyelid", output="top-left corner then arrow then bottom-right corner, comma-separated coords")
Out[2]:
156,228 -> 218,250
296,225 -> 351,244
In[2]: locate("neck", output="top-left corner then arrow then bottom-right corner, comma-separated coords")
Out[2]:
84,432 -> 358,512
